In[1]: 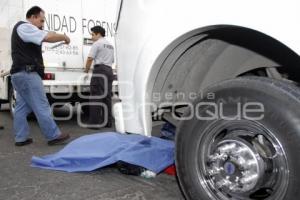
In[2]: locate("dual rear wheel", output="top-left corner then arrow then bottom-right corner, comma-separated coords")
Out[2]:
176,77 -> 300,200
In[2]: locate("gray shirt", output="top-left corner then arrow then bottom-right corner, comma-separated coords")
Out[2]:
88,38 -> 114,66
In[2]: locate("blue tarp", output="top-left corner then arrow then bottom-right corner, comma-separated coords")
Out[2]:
31,132 -> 175,173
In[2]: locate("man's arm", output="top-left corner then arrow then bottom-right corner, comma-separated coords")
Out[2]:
17,23 -> 70,45
85,42 -> 100,73
84,57 -> 93,73
44,32 -> 70,44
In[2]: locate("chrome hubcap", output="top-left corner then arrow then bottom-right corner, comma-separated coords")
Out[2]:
197,121 -> 289,200
208,137 -> 262,193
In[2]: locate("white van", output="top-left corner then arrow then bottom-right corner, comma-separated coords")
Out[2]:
114,0 -> 300,199
0,0 -> 118,113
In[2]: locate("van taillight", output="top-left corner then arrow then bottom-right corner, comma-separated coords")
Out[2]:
43,73 -> 55,80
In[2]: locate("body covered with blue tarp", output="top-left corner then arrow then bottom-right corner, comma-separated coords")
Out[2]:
31,132 -> 174,173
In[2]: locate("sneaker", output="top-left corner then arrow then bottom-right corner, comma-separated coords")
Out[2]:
48,133 -> 70,146
15,138 -> 33,146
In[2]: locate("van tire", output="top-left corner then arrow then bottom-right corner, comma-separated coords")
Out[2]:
176,77 -> 300,200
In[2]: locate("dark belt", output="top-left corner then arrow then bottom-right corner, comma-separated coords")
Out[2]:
11,65 -> 38,74
94,64 -> 111,68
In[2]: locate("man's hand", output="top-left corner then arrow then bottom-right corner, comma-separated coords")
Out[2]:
0,70 -> 9,78
64,34 -> 71,44
84,68 -> 90,73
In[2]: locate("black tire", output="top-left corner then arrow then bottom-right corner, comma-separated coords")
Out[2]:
176,77 -> 300,200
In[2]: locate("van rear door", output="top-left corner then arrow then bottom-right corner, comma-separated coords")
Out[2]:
24,0 -> 84,69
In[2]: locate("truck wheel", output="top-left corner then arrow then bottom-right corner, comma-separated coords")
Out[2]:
176,77 -> 300,200
9,87 -> 16,118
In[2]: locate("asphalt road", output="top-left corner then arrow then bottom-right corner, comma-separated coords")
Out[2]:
0,104 -> 183,200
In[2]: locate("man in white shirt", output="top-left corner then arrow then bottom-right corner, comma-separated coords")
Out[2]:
84,26 -> 114,128
10,6 -> 71,146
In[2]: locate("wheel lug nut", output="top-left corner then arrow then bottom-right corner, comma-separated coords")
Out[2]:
241,174 -> 258,185
236,147 -> 248,153
229,183 -> 239,191
218,143 -> 236,153
235,176 -> 240,183
216,180 -> 231,188
209,153 -> 228,162
208,167 -> 223,176
244,159 -> 257,169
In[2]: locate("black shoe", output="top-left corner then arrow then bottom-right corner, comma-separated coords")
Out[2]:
15,138 -> 33,146
48,133 -> 70,145
0,126 -> 4,130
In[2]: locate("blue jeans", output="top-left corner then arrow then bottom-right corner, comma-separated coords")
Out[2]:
11,71 -> 61,142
